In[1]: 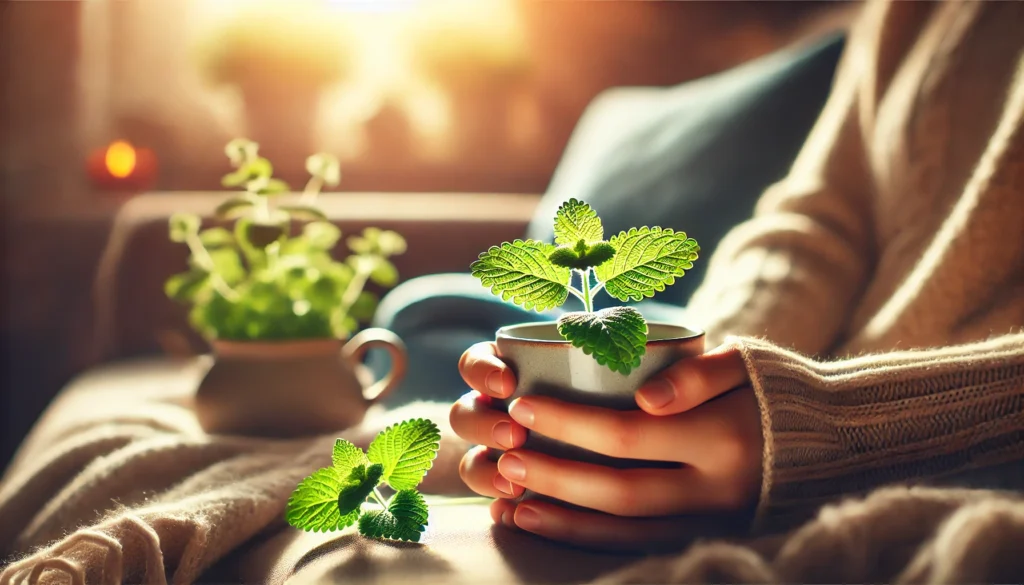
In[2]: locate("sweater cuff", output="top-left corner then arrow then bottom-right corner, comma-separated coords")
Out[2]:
728,334 -> 1024,535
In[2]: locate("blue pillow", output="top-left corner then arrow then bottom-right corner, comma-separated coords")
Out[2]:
526,34 -> 845,308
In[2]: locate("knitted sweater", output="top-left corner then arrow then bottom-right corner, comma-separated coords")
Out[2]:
685,0 -> 1024,532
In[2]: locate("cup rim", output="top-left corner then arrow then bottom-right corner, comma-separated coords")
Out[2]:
496,321 -> 704,345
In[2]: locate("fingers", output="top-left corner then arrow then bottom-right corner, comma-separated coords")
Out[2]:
459,342 -> 516,399
636,345 -> 749,415
507,396 -> 681,462
450,391 -> 528,450
497,449 -> 736,516
501,500 -> 727,553
460,446 -> 525,499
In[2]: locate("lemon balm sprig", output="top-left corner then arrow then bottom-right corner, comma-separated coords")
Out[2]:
285,419 -> 440,542
470,199 -> 699,375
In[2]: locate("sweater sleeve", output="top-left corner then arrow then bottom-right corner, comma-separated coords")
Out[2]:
686,2 -> 894,354
732,332 -> 1024,534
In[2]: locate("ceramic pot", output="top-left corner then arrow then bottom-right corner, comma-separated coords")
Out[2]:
195,328 -> 407,437
494,322 -> 704,502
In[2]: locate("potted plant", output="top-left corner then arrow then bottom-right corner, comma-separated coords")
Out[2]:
166,138 -> 407,437
471,199 -> 705,470
192,5 -> 354,163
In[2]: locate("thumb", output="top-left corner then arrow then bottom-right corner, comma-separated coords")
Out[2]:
635,345 -> 749,415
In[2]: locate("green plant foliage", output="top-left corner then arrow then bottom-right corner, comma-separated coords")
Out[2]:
595,228 -> 700,302
286,420 -> 440,542
557,307 -> 648,375
471,199 -> 700,374
470,240 -> 571,312
165,139 -> 407,342
358,490 -> 430,542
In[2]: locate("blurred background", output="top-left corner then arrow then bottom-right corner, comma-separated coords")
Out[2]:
1,0 -> 856,468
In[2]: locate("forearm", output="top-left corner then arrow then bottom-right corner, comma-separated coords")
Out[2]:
733,333 -> 1024,533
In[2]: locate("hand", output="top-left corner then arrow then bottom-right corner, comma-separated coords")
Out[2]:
450,341 -> 764,551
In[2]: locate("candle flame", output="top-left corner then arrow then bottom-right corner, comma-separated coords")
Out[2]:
105,141 -> 137,178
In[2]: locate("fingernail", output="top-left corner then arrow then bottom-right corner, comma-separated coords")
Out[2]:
498,454 -> 526,482
515,507 -> 541,531
493,475 -> 514,496
486,370 -> 505,396
637,378 -> 675,409
507,399 -> 534,427
492,421 -> 514,450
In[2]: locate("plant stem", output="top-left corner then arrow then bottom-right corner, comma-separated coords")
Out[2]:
335,257 -> 372,327
566,286 -> 586,304
301,176 -> 323,205
589,281 -> 605,298
185,234 -> 241,301
370,487 -> 389,509
254,192 -> 270,222
580,269 -> 593,312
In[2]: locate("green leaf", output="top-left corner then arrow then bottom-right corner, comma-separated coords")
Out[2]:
548,240 -> 616,270
368,257 -> 399,287
367,419 -> 441,491
225,138 -> 259,166
332,439 -> 370,472
207,247 -> 245,284
337,463 -> 384,516
553,198 -> 603,246
349,291 -> 379,321
164,270 -> 210,303
260,178 -> 291,195
470,240 -> 571,312
199,227 -> 235,248
556,307 -> 648,375
221,169 -> 251,188
375,230 -> 406,256
244,222 -> 287,249
304,222 -> 341,249
595,227 -> 700,302
280,204 -> 327,221
306,153 -> 342,186
285,467 -> 360,532
169,213 -> 200,242
358,489 -> 429,542
215,196 -> 254,219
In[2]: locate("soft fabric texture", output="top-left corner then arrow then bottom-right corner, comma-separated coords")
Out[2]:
683,0 -> 1024,532
3,359 -> 1024,584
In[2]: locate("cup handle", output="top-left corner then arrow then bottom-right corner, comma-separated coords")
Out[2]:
342,327 -> 407,405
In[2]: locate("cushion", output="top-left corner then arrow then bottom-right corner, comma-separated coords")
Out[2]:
526,34 -> 845,308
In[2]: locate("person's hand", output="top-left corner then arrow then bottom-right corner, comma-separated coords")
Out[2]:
450,341 -> 764,551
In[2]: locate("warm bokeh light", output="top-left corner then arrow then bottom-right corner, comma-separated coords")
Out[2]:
105,140 -> 137,178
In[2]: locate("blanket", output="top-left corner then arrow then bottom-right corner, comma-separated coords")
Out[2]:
2,358 -> 1023,584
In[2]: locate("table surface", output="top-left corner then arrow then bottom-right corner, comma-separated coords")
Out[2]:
54,357 -> 647,585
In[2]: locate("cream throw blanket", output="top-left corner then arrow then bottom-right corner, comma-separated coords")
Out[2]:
2,358 -> 1024,584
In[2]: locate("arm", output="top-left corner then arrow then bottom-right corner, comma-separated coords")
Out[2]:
688,2 -> 887,354
737,332 -> 1024,533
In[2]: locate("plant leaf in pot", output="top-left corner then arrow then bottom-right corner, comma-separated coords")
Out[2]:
166,139 -> 408,438
471,199 -> 704,502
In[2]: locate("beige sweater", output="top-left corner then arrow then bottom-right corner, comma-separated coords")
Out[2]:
686,0 -> 1024,532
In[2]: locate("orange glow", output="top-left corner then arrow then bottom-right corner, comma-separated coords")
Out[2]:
105,140 -> 137,178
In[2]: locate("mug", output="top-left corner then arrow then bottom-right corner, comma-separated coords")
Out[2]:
195,327 -> 407,437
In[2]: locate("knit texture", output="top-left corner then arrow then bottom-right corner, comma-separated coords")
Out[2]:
685,0 -> 1024,533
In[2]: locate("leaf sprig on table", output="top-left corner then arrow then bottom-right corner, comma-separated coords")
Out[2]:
286,418 -> 441,542
471,199 -> 699,375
